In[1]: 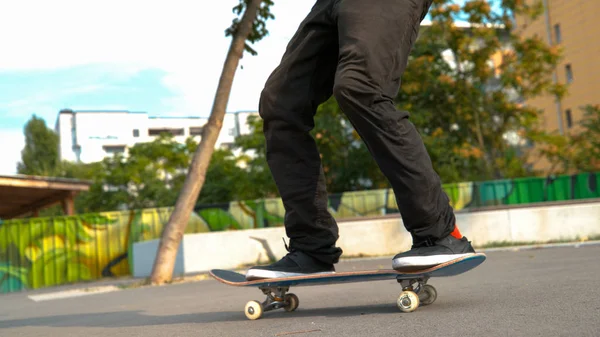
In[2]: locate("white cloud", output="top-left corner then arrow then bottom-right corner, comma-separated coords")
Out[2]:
0,84 -> 113,119
0,130 -> 25,175
0,0 -> 317,116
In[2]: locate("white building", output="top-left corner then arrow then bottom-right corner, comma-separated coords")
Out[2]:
54,109 -> 258,163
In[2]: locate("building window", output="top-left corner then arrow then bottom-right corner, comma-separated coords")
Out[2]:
565,109 -> 573,128
221,142 -> 234,150
565,64 -> 573,83
554,24 -> 561,44
148,128 -> 184,136
103,145 -> 126,155
189,127 -> 203,136
133,129 -> 139,137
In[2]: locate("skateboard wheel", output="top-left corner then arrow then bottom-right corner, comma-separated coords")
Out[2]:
419,285 -> 437,306
245,300 -> 263,320
397,291 -> 419,313
284,293 -> 299,312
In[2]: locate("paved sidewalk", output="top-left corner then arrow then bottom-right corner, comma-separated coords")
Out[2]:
1,244 -> 599,337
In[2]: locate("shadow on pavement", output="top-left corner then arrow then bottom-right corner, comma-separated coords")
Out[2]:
0,302 -> 448,328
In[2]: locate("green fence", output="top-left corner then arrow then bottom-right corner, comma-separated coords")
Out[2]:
193,172 -> 600,227
1,172 -> 598,294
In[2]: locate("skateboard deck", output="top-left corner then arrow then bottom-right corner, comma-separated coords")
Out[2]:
210,253 -> 486,319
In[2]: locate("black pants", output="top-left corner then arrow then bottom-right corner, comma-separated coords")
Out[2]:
259,0 -> 455,265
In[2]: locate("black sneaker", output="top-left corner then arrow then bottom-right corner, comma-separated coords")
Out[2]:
245,246 -> 335,281
392,234 -> 476,271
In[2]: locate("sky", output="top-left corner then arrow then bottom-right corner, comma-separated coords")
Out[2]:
0,0 -> 319,174
0,0 -> 501,175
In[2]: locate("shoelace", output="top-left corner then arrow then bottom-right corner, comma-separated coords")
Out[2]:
282,237 -> 290,252
281,237 -> 301,260
412,236 -> 436,248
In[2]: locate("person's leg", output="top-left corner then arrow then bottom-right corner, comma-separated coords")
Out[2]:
332,0 -> 474,270
245,0 -> 343,280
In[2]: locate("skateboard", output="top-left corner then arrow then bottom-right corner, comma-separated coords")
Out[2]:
210,253 -> 486,320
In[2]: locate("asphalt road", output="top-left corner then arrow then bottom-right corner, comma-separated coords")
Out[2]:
1,244 -> 599,337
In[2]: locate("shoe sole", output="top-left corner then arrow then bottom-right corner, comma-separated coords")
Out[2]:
245,269 -> 336,281
392,253 -> 474,270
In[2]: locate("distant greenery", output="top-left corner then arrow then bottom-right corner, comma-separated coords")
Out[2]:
16,0 -> 600,216
17,115 -> 61,176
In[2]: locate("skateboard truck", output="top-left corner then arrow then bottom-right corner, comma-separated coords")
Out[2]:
244,276 -> 439,319
396,276 -> 438,313
244,286 -> 299,320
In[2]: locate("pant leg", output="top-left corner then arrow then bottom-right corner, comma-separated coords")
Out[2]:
332,0 -> 456,243
259,0 -> 343,264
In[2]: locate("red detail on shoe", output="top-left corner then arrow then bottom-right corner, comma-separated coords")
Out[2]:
450,225 -> 463,239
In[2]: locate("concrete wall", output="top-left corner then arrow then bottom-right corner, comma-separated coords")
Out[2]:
456,201 -> 600,244
132,201 -> 600,278
132,239 -> 186,278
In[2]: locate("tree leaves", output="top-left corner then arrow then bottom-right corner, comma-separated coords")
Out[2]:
17,115 -> 60,176
535,105 -> 600,173
67,134 -> 199,212
395,0 -> 565,182
225,0 -> 275,56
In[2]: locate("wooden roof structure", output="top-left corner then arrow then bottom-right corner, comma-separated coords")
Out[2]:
0,175 -> 92,220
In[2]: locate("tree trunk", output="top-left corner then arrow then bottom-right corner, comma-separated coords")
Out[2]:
149,0 -> 264,285
472,107 -> 494,178
451,47 -> 496,179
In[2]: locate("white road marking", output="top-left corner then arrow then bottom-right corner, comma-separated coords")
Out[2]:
28,286 -> 121,302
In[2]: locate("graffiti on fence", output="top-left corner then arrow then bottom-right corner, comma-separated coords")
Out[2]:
0,208 -> 210,293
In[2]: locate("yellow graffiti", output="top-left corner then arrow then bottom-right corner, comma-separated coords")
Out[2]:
0,207 -> 210,293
